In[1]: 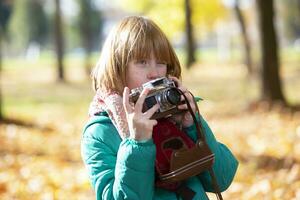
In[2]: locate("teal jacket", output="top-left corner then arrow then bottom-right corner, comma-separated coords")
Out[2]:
81,112 -> 238,200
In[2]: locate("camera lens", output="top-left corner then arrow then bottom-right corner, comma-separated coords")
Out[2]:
165,88 -> 181,105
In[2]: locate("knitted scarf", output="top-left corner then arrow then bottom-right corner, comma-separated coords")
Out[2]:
88,89 -> 129,139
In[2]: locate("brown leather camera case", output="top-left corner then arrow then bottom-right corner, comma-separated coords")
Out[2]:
159,140 -> 215,183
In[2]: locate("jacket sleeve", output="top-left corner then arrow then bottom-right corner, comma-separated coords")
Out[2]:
81,122 -> 156,200
183,114 -> 239,192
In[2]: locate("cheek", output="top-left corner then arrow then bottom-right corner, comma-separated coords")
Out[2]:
159,66 -> 167,76
126,71 -> 145,89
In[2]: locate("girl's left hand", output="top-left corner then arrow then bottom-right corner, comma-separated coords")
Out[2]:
168,75 -> 196,128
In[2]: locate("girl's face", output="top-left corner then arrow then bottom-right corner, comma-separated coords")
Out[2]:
126,52 -> 167,90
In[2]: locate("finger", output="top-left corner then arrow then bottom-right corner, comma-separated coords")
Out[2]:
177,86 -> 188,93
180,95 -> 185,102
185,92 -> 196,108
183,91 -> 193,101
177,104 -> 188,110
179,94 -> 196,109
176,86 -> 188,102
180,90 -> 191,102
123,87 -> 132,113
178,103 -> 196,114
144,104 -> 160,118
134,88 -> 150,112
183,113 -> 193,121
170,114 -> 183,123
180,90 -> 192,101
168,75 -> 182,87
149,119 -> 158,127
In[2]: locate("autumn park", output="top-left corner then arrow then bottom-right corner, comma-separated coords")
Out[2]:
0,0 -> 300,199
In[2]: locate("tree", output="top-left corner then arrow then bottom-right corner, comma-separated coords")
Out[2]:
256,0 -> 286,104
76,0 -> 102,75
184,0 -> 196,68
9,0 -> 48,50
280,0 -> 300,41
54,0 -> 65,82
234,0 -> 253,75
0,0 -> 12,120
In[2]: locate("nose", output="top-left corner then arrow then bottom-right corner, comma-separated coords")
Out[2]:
147,61 -> 160,80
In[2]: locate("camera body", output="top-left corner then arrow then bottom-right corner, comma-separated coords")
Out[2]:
129,77 -> 184,119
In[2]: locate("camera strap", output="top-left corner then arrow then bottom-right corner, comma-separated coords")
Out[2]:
178,89 -> 223,200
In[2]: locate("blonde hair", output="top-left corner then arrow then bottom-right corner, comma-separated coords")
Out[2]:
92,16 -> 181,94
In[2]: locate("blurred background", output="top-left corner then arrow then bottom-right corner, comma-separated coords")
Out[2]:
0,0 -> 300,199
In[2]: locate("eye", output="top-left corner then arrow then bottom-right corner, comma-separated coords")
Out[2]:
157,61 -> 167,67
136,60 -> 147,65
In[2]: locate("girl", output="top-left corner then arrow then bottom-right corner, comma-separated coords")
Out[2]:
81,16 -> 238,200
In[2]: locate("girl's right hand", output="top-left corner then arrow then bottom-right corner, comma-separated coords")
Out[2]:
123,87 -> 160,141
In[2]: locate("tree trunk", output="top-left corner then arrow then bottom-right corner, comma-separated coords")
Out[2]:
0,31 -> 3,120
184,0 -> 196,69
234,0 -> 253,75
54,0 -> 65,82
80,0 -> 93,76
0,0 -> 13,121
256,0 -> 286,104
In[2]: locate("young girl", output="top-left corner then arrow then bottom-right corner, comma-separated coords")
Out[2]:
81,16 -> 238,200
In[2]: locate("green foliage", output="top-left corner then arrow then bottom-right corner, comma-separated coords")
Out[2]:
8,0 -> 48,49
147,0 -> 185,40
117,0 -> 154,13
116,0 -> 182,39
191,0 -> 228,33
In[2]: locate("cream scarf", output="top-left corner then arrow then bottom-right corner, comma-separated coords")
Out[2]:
88,89 -> 129,139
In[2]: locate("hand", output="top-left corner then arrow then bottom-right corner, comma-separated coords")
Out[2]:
123,87 -> 160,141
168,76 -> 197,128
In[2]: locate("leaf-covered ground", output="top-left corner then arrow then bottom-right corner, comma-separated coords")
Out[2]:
0,61 -> 299,199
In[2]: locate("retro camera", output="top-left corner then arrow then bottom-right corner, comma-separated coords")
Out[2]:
129,77 -> 185,119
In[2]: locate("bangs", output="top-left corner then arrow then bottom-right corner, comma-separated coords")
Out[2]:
128,23 -> 172,64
